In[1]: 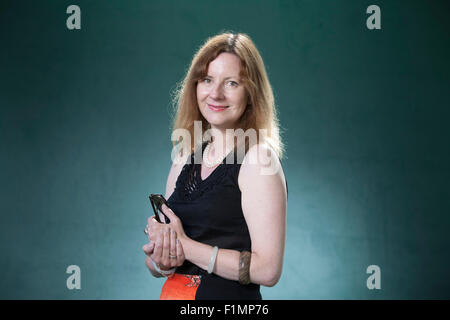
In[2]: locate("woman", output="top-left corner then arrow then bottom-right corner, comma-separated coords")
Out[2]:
142,32 -> 288,300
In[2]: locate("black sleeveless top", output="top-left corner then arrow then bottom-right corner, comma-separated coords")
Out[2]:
166,141 -> 287,300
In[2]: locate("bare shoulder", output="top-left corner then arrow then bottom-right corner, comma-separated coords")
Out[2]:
238,143 -> 286,197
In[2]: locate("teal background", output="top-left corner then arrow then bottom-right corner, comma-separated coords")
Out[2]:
1,0 -> 449,299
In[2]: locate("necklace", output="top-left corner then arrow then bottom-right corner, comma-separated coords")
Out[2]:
203,143 -> 225,167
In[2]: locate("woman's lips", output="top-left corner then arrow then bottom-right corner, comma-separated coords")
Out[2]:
208,104 -> 229,112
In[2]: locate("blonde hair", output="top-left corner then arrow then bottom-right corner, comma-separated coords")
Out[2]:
171,32 -> 284,159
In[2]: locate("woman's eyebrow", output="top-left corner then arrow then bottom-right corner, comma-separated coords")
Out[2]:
206,75 -> 240,80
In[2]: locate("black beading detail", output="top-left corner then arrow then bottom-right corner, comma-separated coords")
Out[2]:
173,142 -> 230,201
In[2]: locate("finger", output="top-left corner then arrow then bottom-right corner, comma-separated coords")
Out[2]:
176,239 -> 185,267
159,211 -> 168,224
149,216 -> 163,231
161,204 -> 178,224
148,218 -> 163,240
142,242 -> 154,255
170,228 -> 177,267
151,230 -> 163,263
161,226 -> 170,268
145,225 -> 152,242
148,217 -> 158,229
149,233 -> 156,245
147,218 -> 153,235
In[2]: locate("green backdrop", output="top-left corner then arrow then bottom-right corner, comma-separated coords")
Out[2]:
1,0 -> 449,299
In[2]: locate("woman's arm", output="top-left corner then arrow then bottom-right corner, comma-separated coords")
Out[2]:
164,152 -> 187,200
143,149 -> 188,278
162,143 -> 287,287
238,143 -> 287,286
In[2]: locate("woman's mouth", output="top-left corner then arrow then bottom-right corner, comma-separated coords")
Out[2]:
208,104 -> 229,112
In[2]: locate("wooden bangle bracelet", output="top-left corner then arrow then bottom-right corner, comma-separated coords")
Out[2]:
239,251 -> 251,285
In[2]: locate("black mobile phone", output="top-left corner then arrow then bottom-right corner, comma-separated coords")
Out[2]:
149,194 -> 169,224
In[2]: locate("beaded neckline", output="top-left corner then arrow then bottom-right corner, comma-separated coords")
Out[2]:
176,141 -> 231,201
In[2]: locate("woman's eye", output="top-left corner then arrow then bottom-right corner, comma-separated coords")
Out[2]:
201,78 -> 238,87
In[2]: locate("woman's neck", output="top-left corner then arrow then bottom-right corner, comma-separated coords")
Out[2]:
207,129 -> 235,159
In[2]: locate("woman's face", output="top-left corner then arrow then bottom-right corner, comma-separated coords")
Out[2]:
196,52 -> 248,131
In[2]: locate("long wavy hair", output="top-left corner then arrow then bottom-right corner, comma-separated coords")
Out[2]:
171,32 -> 284,160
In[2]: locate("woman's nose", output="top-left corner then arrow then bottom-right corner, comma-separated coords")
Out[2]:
209,83 -> 224,100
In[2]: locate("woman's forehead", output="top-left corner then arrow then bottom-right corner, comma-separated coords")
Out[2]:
206,52 -> 242,77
